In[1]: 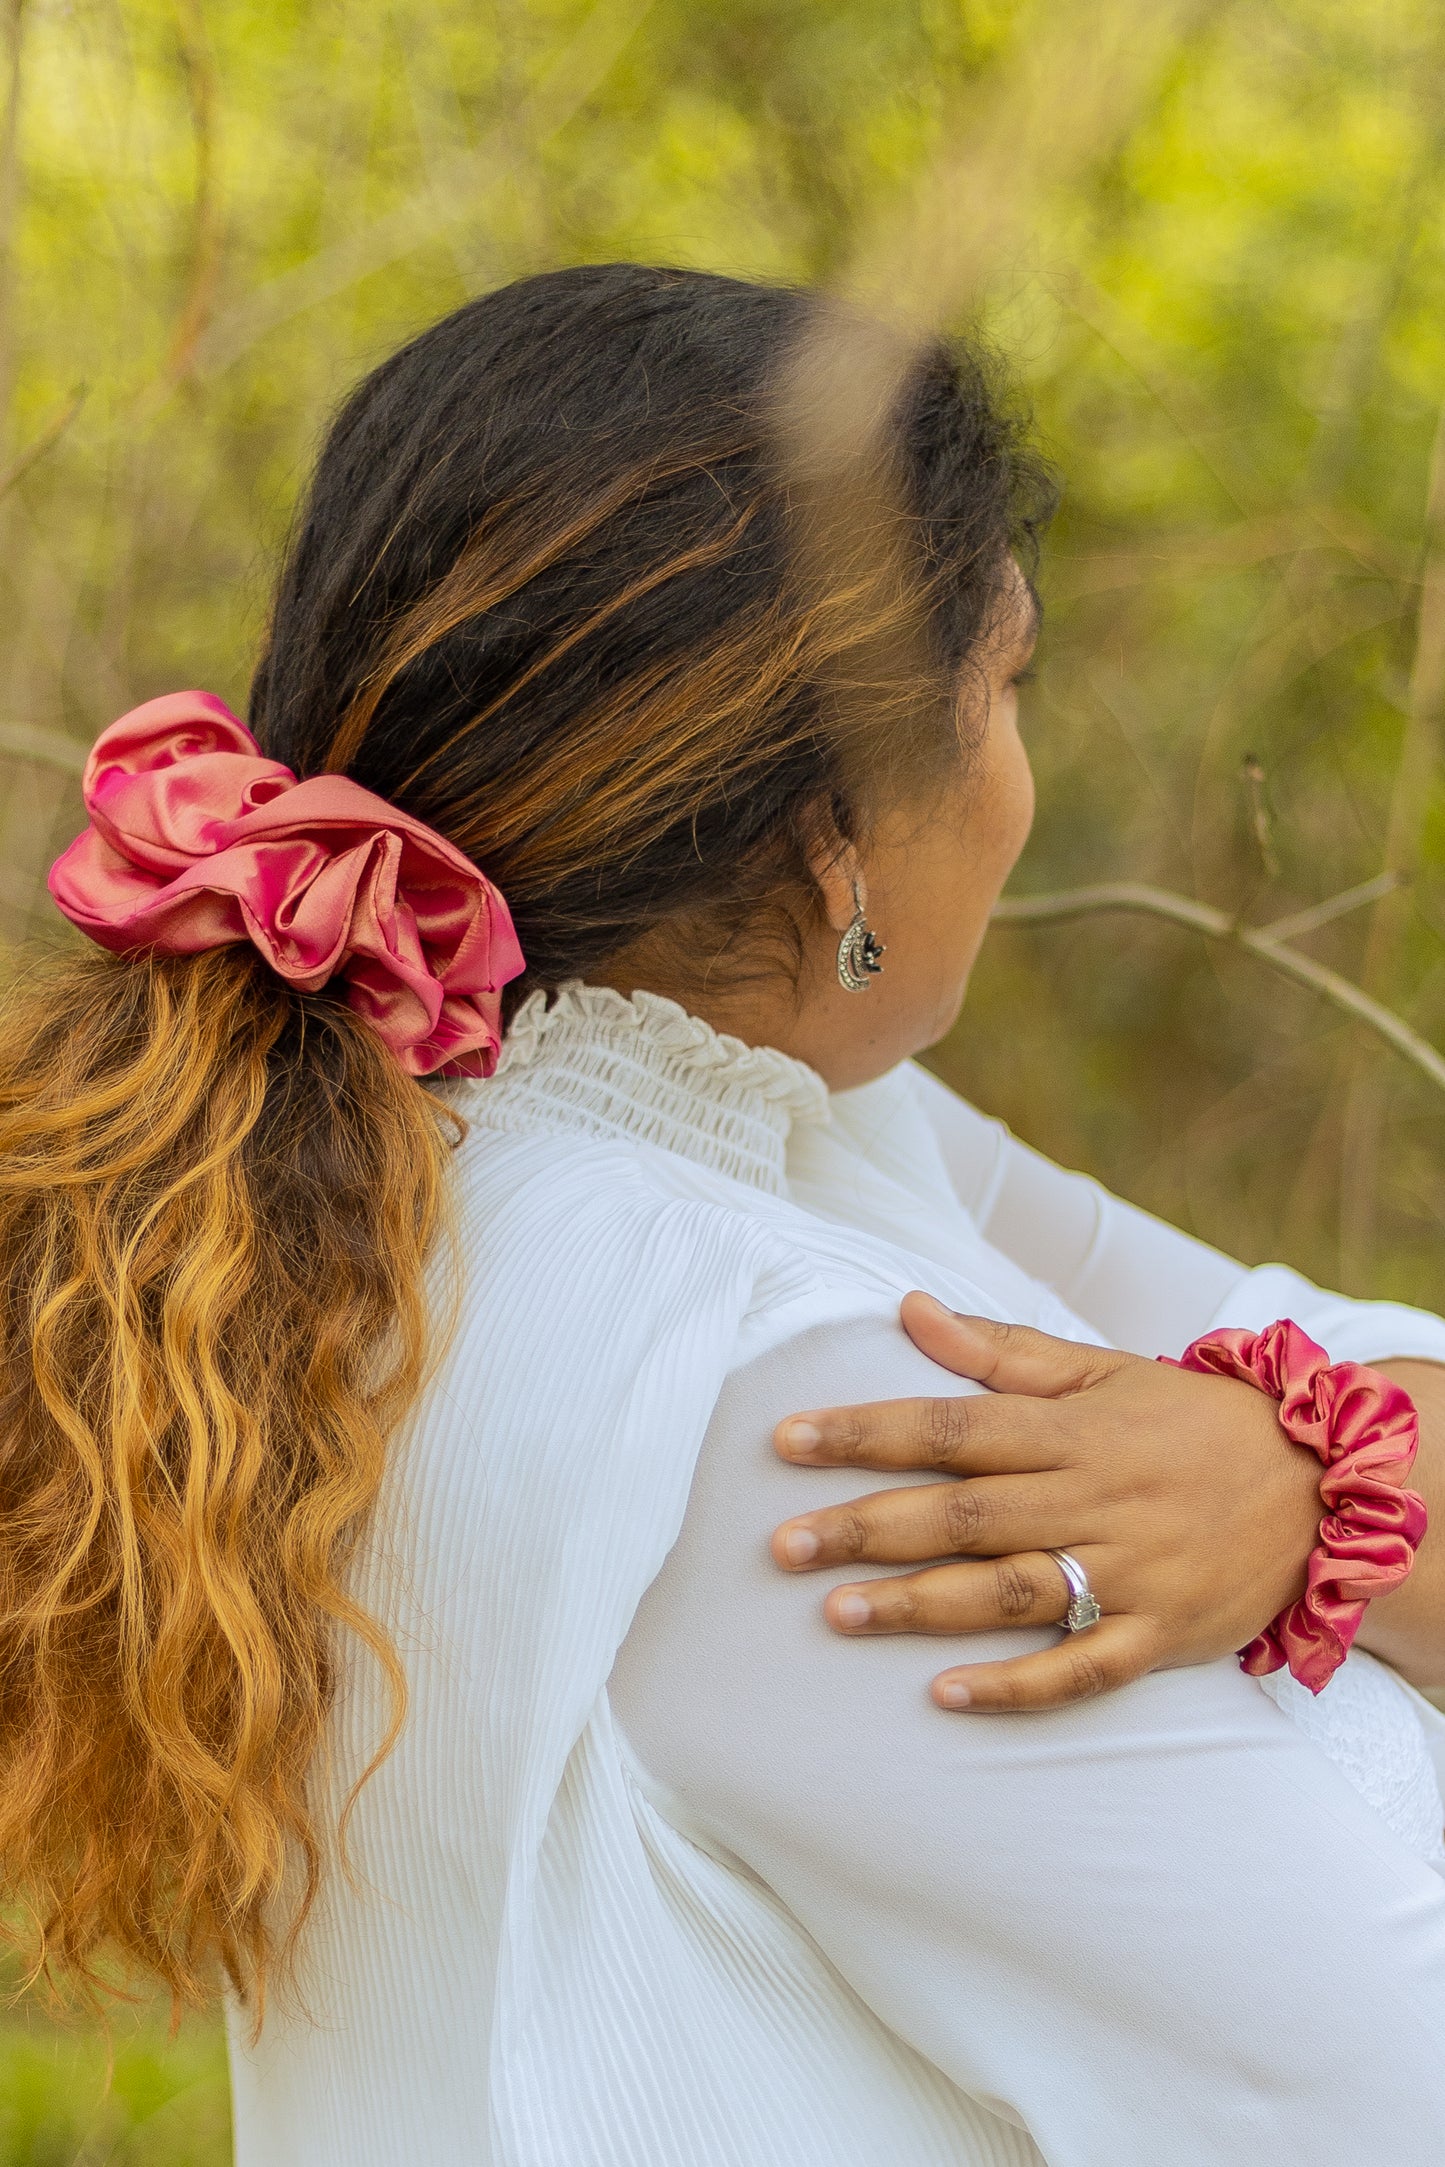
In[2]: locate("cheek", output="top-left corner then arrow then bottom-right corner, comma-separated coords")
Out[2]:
1001,731 -> 1035,863
968,714 -> 1035,887
987,706 -> 1035,849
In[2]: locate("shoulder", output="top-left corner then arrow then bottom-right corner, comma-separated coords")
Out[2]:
423,1117 -> 835,1450
419,1116 -> 969,1493
442,1113 -> 786,1311
366,1130 -> 785,1648
823,1059 -> 1010,1217
899,1061 -> 1014,1208
424,1092 -> 1078,1481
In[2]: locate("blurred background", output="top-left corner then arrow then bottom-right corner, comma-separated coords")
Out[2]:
2,0 -> 1444,2154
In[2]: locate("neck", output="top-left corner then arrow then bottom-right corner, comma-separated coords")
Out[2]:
478,982 -> 831,1195
592,954 -> 906,1093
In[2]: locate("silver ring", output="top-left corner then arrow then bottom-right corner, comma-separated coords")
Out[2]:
1047,1548 -> 1102,1633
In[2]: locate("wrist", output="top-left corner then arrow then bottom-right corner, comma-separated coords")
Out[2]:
1164,1320 -> 1426,1693
1355,1360 -> 1445,1685
1258,1409 -> 1329,1621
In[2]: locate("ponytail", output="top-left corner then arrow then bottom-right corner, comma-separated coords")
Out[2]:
0,942 -> 453,2013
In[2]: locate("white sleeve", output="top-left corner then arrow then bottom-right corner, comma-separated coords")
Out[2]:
609,1312 -> 1445,2167
909,1064 -> 1445,1366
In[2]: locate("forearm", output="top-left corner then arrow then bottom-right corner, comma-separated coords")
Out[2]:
1355,1360 -> 1445,1687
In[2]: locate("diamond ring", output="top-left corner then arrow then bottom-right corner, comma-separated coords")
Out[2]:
1046,1548 -> 1102,1633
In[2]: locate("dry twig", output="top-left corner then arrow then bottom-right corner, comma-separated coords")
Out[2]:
991,876 -> 1445,1095
0,384 -> 85,501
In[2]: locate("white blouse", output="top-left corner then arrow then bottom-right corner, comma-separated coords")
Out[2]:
228,984 -> 1445,2167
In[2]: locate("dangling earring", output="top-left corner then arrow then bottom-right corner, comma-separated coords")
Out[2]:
836,880 -> 885,992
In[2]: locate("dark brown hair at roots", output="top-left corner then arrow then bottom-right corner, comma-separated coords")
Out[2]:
251,263 -> 1055,1007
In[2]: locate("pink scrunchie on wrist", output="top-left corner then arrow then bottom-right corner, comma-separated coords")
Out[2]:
1163,1319 -> 1427,1693
48,691 -> 524,1078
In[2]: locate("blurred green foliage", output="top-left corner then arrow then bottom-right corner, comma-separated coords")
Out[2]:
0,1961 -> 229,2164
3,0 -> 1445,2152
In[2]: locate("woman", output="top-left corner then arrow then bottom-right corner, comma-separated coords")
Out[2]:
9,263 -> 1445,2165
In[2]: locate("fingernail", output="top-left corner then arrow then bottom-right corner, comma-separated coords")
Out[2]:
938,1680 -> 972,1708
832,1592 -> 871,1629
781,1525 -> 820,1565
778,1420 -> 822,1457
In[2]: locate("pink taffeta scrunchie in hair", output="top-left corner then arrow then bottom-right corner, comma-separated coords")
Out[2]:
48,691 -> 525,1078
1163,1318 -> 1427,1694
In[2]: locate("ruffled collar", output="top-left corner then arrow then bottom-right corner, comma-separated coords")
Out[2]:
464,982 -> 830,1195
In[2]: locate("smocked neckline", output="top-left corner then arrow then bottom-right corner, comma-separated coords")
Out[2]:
461,981 -> 830,1195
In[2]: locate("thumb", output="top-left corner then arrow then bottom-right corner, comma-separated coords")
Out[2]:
900,1293 -> 1123,1398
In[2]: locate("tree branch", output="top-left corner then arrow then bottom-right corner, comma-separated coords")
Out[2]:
990,880 -> 1445,1095
0,0 -> 27,449
0,383 -> 84,501
1256,870 -> 1403,943
0,720 -> 87,773
191,0 -> 659,379
161,0 -> 223,384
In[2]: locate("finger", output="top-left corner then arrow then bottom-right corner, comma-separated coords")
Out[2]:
822,1551 -> 1073,1635
773,1389 -> 1059,1476
771,1473 -> 1079,1571
900,1294 -> 1127,1400
930,1613 -> 1158,1713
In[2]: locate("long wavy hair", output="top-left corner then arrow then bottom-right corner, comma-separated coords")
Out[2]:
0,264 -> 1052,2017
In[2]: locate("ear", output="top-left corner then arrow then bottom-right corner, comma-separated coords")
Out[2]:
799,798 -> 864,935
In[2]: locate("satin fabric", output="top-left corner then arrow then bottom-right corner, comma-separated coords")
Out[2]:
1170,1318 -> 1427,1692
47,691 -> 524,1076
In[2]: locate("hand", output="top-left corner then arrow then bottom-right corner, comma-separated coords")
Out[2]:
769,1293 -> 1324,1713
